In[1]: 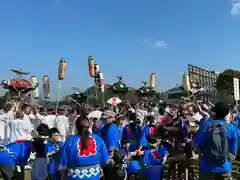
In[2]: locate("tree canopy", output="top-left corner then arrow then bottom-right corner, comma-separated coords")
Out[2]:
216,69 -> 240,95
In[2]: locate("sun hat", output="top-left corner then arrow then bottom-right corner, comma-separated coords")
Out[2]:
101,110 -> 116,119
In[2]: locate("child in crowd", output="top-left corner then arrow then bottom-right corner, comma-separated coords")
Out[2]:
47,127 -> 64,180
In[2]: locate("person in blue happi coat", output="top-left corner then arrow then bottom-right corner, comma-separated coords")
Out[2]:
234,110 -> 240,160
115,115 -> 125,144
99,110 -> 123,179
120,140 -> 142,175
47,127 -> 64,180
122,113 -> 147,152
100,110 -> 120,153
0,139 -> 32,180
229,104 -> 240,161
125,136 -> 168,180
143,115 -> 157,139
193,101 -> 238,180
58,114 -> 109,180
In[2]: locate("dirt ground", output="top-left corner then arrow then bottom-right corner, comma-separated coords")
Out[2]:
25,170 -> 31,180
0,170 -> 31,180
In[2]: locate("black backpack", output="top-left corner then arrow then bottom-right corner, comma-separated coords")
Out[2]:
203,123 -> 229,165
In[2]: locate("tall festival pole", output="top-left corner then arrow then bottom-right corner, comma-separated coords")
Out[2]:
56,59 -> 66,114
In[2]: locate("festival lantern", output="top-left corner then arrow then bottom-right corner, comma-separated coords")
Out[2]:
88,56 -> 95,78
43,75 -> 50,99
29,76 -> 39,99
183,73 -> 191,91
149,73 -> 156,89
98,72 -> 104,92
56,59 -> 67,113
58,59 -> 67,80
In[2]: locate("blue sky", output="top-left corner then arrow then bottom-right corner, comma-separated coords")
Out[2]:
0,0 -> 240,99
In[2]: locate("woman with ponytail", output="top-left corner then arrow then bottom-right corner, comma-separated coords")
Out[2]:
58,115 -> 109,180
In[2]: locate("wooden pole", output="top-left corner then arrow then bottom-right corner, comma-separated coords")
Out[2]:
55,80 -> 62,114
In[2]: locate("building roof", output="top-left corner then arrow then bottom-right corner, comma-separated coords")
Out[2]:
165,86 -> 184,94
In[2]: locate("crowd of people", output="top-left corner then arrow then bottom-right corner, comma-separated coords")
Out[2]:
0,99 -> 239,180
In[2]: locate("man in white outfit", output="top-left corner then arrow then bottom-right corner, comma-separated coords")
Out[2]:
6,111 -> 33,144
0,103 -> 16,145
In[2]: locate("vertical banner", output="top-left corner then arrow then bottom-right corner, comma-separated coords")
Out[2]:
94,64 -> 100,74
94,64 -> 100,86
99,72 -> 104,92
233,78 -> 239,101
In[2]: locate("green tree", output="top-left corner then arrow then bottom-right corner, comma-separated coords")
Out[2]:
216,69 -> 240,95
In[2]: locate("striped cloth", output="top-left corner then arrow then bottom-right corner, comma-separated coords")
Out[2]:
101,110 -> 116,119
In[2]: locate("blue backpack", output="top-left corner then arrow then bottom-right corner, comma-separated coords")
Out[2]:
203,123 -> 229,165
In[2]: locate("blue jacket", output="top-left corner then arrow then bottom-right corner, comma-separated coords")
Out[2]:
193,119 -> 238,173
233,113 -> 240,136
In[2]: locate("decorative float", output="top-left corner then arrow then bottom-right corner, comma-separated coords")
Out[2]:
136,73 -> 157,102
112,75 -> 129,99
68,87 -> 87,106
1,69 -> 38,102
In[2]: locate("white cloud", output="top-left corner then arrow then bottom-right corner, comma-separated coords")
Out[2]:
231,0 -> 240,16
154,40 -> 167,48
143,38 -> 150,44
142,38 -> 167,48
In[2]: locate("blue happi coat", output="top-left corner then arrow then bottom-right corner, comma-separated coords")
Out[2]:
47,140 -> 64,179
143,125 -> 157,139
101,123 -> 121,151
58,134 -> 109,180
142,145 -> 168,180
122,124 -> 147,152
122,145 -> 168,179
0,140 -> 31,166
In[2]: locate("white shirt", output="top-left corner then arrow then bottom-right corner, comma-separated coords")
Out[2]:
0,113 -> 7,145
6,118 -> 32,144
0,110 -> 14,122
68,113 -> 79,134
23,114 -> 34,131
0,110 -> 14,145
28,113 -> 41,129
41,115 -> 56,128
55,115 -> 69,142
192,112 -> 203,122
225,113 -> 235,124
70,114 -> 80,135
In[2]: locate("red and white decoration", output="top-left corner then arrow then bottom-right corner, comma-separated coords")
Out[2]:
99,72 -> 104,92
107,97 -> 122,105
